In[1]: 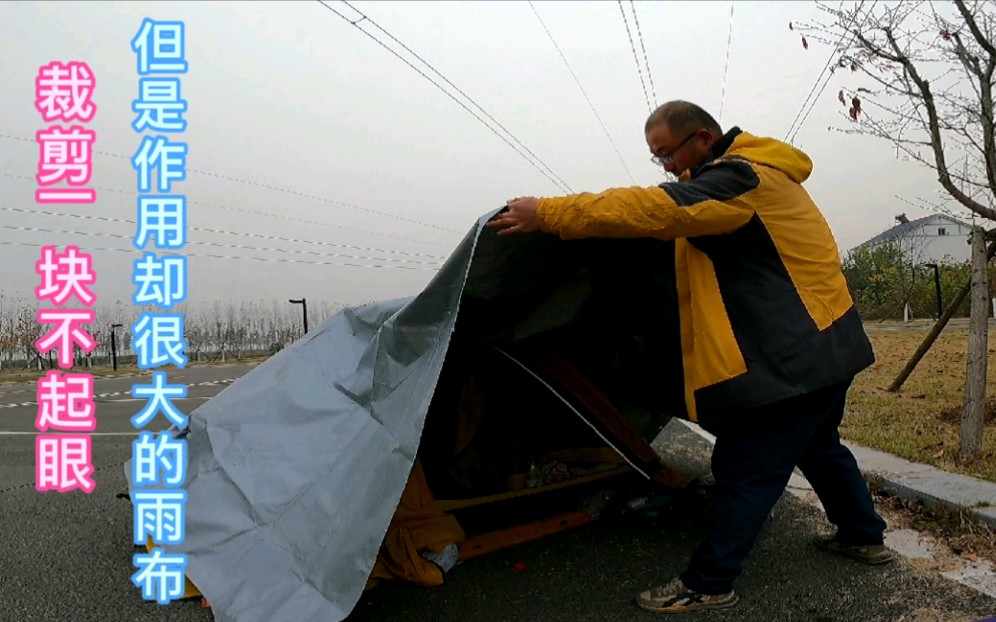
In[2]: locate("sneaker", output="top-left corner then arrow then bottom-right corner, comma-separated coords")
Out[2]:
814,536 -> 894,565
635,578 -> 738,614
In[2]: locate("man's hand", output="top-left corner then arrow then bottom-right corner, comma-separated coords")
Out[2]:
487,197 -> 540,236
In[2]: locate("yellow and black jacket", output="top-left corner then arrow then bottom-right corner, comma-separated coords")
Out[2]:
534,127 -> 874,422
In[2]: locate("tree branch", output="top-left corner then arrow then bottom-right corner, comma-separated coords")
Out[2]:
949,24 -> 996,205
882,26 -> 996,219
955,0 -> 996,58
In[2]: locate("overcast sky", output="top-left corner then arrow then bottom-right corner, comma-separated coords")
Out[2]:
0,0 -> 970,312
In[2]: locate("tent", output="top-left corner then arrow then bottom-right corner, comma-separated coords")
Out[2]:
124,207 -> 693,622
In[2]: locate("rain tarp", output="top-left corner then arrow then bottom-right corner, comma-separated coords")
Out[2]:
124,206 -> 686,622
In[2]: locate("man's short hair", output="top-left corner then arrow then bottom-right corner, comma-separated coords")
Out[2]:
644,101 -> 723,137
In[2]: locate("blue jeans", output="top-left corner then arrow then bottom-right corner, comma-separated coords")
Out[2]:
680,379 -> 887,595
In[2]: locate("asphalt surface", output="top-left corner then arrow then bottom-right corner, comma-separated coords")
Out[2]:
1,363 -> 994,622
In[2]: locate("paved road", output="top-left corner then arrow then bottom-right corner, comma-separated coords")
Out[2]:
1,363 -> 994,622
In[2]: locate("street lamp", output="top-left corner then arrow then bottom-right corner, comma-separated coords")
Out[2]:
110,323 -> 123,371
288,298 -> 309,336
923,263 -> 943,320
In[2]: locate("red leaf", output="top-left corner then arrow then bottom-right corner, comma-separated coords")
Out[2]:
851,96 -> 862,112
848,107 -> 858,121
802,35 -> 809,50
838,90 -> 846,105
941,30 -> 951,41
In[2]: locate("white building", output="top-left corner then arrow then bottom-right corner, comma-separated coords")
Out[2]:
857,213 -> 973,264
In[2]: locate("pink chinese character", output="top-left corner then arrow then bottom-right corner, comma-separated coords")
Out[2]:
36,434 -> 96,493
35,61 -> 97,123
35,371 -> 96,432
35,309 -> 96,369
35,125 -> 96,204
35,245 -> 97,306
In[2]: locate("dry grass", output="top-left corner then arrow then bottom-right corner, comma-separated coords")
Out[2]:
873,487 -> 996,564
847,326 -> 996,483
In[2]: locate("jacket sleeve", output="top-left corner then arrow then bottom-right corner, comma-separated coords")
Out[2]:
536,158 -> 761,241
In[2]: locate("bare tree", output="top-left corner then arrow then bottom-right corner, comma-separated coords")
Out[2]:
795,0 -> 995,463
795,1 -> 994,214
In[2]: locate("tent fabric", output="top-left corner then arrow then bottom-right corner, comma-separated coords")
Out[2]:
124,207 -> 686,622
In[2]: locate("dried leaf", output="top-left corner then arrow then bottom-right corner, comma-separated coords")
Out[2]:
941,30 -> 951,41
838,89 -> 846,105
851,61 -> 858,72
802,35 -> 809,50
963,552 -> 980,563
857,87 -> 872,93
932,449 -> 944,459
848,107 -> 857,121
789,21 -> 794,31
851,96 -> 862,113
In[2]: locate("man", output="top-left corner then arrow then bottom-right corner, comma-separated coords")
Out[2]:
486,100 -> 892,614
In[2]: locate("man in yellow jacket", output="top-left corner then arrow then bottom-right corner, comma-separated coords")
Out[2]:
487,100 -> 892,614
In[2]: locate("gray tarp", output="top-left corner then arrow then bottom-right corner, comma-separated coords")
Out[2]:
125,206 -> 685,622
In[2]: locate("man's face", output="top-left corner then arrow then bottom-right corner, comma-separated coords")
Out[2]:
645,123 -> 715,176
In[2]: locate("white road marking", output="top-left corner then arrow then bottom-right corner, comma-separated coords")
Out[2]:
0,431 -> 142,436
0,378 -> 235,409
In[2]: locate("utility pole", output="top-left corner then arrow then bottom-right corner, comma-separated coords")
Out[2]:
110,323 -> 123,371
923,263 -> 943,320
289,298 -> 309,336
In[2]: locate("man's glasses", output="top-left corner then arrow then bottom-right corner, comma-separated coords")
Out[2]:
650,130 -> 700,167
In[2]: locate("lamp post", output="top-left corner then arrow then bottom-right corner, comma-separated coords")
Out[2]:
289,298 -> 309,336
923,263 -> 943,320
110,323 -> 123,371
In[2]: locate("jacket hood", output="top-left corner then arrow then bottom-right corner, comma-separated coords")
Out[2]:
723,129 -> 813,184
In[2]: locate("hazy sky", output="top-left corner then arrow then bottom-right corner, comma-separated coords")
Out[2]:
0,0 -> 969,311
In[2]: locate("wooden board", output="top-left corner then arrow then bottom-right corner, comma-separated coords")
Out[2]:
434,464 -> 633,512
456,510 -> 598,562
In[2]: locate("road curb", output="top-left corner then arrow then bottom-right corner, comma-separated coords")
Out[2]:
844,441 -> 996,530
671,421 -> 996,530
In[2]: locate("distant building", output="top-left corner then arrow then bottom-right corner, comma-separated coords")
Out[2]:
855,212 -> 973,264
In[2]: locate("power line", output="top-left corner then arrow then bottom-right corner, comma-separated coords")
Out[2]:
317,0 -> 574,194
0,132 -> 462,235
618,1 -> 653,114
0,206 -> 448,260
528,1 -> 637,185
0,241 -> 440,272
338,0 -> 574,193
0,224 -> 445,266
630,0 -> 657,108
0,173 -> 454,249
784,0 -> 871,144
718,0 -> 736,126
787,1 -> 877,145
784,1 -> 850,141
